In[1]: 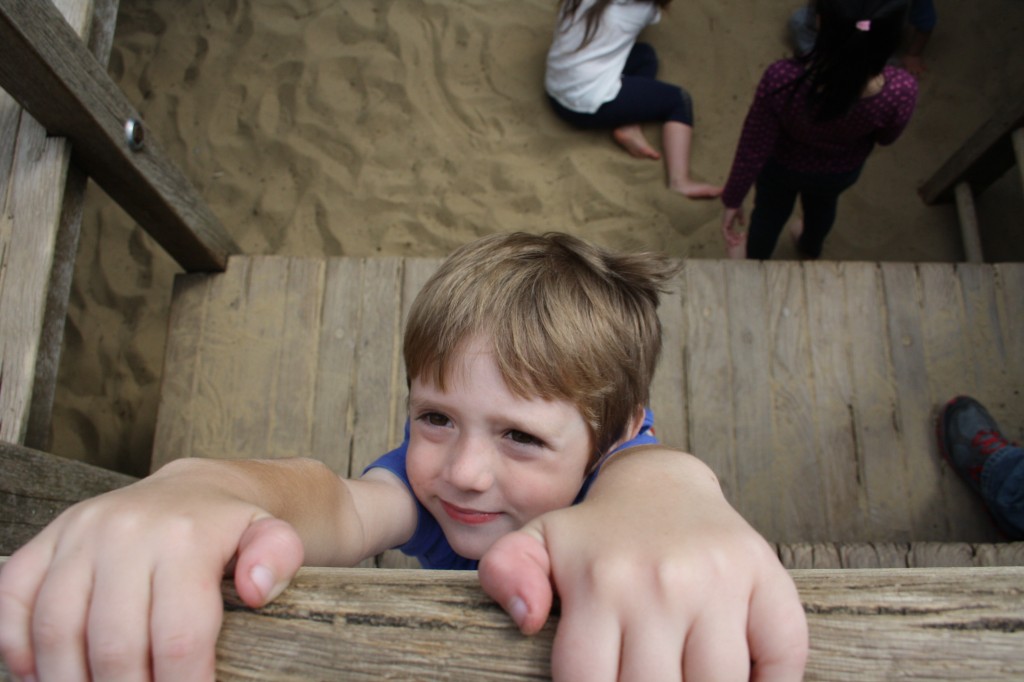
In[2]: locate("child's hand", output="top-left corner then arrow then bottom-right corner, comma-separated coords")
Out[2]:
722,207 -> 747,247
0,459 -> 305,681
479,448 -> 808,681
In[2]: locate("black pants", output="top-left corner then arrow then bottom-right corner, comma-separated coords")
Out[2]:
746,159 -> 863,260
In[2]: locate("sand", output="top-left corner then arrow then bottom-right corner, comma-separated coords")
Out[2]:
50,0 -> 1024,475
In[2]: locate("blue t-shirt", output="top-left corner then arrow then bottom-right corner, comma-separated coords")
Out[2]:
364,409 -> 658,569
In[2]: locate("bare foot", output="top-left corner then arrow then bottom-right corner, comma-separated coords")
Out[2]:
612,125 -> 661,160
670,180 -> 723,200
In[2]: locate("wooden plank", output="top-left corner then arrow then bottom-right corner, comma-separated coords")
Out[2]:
844,263 -> 911,539
993,264 -> 1024,442
310,258 -> 361,473
151,271 -> 214,470
881,264 -> 946,539
680,262 -> 737,502
919,85 -> 1024,205
349,258 -> 403,477
726,262 -> 773,520
804,262 -> 861,540
0,0 -> 91,445
208,567 -> 1024,680
0,440 -> 135,554
267,259 -> 325,459
765,262 -> 827,540
0,0 -> 239,271
0,103 -> 71,444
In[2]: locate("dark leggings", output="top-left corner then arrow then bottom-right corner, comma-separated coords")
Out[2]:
548,42 -> 694,129
746,159 -> 863,260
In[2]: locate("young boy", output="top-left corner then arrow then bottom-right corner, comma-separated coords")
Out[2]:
0,233 -> 807,681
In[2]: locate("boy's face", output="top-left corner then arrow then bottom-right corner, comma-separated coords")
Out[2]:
406,338 -> 592,559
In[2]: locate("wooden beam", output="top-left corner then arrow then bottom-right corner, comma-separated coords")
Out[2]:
0,0 -> 239,272
954,182 -> 984,263
0,440 -> 136,554
0,561 -> 1017,679
919,86 -> 1024,205
212,566 -> 1024,680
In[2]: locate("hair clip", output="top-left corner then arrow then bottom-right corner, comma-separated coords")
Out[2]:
855,19 -> 871,31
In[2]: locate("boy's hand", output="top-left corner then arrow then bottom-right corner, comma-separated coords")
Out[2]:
479,448 -> 808,682
0,460 -> 305,682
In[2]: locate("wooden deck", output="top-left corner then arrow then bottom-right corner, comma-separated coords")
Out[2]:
153,255 -> 1024,546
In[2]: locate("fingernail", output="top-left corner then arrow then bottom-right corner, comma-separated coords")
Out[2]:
250,564 -> 286,602
508,596 -> 528,627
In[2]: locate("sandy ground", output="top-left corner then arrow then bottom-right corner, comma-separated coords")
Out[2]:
50,0 -> 1024,475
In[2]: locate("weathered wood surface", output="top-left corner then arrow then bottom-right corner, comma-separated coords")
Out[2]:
153,567 -> 1024,680
0,0 -> 94,446
0,440 -> 136,554
153,257 -> 1024,546
24,0 -> 121,452
919,84 -> 1024,205
0,564 -> 1020,680
0,0 -> 239,272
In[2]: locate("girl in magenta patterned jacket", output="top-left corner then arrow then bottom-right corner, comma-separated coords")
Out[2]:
721,0 -> 918,260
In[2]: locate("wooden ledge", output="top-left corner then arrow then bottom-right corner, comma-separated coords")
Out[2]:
211,566 -> 1024,681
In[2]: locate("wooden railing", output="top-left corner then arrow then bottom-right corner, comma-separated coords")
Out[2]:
0,0 -> 240,448
919,84 -> 1024,262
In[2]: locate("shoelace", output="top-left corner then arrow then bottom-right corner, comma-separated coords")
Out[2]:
971,430 -> 1015,457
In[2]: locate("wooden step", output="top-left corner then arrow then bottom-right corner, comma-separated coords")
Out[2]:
153,256 -> 1024,546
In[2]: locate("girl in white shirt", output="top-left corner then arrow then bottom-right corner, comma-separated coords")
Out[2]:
545,0 -> 720,199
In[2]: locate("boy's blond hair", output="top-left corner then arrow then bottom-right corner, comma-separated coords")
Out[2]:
404,232 -> 679,461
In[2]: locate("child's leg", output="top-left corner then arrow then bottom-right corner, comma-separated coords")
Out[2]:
747,162 -> 799,259
662,121 -> 722,199
795,168 -> 861,258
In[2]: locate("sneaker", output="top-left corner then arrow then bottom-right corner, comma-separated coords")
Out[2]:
937,396 -> 1016,495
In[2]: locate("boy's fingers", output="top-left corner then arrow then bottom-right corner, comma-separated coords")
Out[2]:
748,570 -> 809,682
0,544 -> 52,678
477,528 -> 553,635
30,553 -> 94,682
150,558 -> 224,682
232,517 -> 305,607
86,552 -> 154,682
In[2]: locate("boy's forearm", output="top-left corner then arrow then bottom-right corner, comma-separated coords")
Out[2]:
155,457 -> 368,566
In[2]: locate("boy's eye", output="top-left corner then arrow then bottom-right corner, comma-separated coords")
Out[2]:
506,430 -> 543,447
419,412 -> 451,427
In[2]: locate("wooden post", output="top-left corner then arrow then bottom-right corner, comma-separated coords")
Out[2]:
954,182 -> 983,263
0,0 -> 239,272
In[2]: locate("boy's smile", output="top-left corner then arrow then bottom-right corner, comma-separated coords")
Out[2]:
406,337 -> 593,559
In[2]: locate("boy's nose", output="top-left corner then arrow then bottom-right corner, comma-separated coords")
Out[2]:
445,436 -> 495,492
